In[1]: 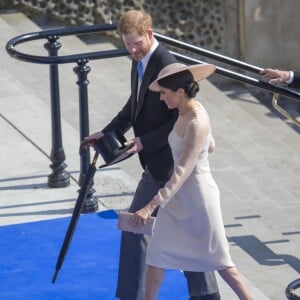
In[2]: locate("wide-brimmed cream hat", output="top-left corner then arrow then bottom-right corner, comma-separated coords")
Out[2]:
149,63 -> 216,92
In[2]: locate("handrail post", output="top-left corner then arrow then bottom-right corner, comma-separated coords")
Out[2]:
272,93 -> 300,127
44,35 -> 70,188
74,59 -> 98,213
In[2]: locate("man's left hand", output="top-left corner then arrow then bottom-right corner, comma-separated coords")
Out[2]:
125,137 -> 143,154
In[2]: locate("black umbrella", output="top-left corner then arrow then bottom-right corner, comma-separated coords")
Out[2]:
52,151 -> 99,283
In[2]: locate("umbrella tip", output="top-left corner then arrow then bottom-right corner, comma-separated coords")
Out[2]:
52,270 -> 59,284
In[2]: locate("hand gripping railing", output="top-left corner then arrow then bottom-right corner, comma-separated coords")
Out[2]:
6,22 -> 300,212
154,33 -> 300,127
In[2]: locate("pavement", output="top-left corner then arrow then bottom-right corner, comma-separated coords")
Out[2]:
0,10 -> 300,300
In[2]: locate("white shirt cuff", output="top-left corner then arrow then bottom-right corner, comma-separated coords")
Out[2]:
286,71 -> 294,84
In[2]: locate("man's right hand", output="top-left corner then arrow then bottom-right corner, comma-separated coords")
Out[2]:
260,68 -> 290,85
79,131 -> 104,155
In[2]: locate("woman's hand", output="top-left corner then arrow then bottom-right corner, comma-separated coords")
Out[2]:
129,207 -> 151,227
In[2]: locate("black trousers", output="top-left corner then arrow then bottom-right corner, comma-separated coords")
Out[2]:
185,271 -> 220,299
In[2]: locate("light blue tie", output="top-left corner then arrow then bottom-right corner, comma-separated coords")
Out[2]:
137,61 -> 143,81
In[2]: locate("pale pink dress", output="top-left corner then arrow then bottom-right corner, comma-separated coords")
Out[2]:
146,102 -> 234,272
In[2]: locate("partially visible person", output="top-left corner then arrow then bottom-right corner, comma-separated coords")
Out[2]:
131,63 -> 254,300
82,10 -> 221,300
260,68 -> 300,88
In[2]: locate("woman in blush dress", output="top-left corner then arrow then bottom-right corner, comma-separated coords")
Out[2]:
130,63 -> 254,300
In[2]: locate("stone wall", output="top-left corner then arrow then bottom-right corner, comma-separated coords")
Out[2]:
242,0 -> 300,70
10,0 -> 227,54
4,0 -> 300,70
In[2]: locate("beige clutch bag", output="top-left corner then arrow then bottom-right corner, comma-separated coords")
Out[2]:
117,211 -> 156,235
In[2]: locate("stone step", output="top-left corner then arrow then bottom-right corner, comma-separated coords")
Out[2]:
0,63 -> 136,213
200,80 -> 299,211
2,11 -> 133,131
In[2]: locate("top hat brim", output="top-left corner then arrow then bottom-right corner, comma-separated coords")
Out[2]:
98,143 -> 134,169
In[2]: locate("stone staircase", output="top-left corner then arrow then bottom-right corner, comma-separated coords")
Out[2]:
1,11 -> 299,299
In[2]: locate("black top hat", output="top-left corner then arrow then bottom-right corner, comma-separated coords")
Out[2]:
94,129 -> 134,168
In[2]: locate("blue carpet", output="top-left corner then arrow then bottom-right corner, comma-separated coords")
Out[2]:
0,210 -> 187,299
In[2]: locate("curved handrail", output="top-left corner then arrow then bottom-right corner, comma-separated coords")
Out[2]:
6,23 -> 128,64
286,278 -> 300,300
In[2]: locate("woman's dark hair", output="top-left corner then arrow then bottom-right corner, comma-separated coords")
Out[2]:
157,70 -> 200,98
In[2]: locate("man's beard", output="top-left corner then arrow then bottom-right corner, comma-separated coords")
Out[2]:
132,41 -> 152,61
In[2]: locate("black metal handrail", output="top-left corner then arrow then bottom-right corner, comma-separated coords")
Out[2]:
6,23 -> 300,102
6,24 -> 128,64
155,32 -> 263,74
5,21 -> 300,212
169,52 -> 300,102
